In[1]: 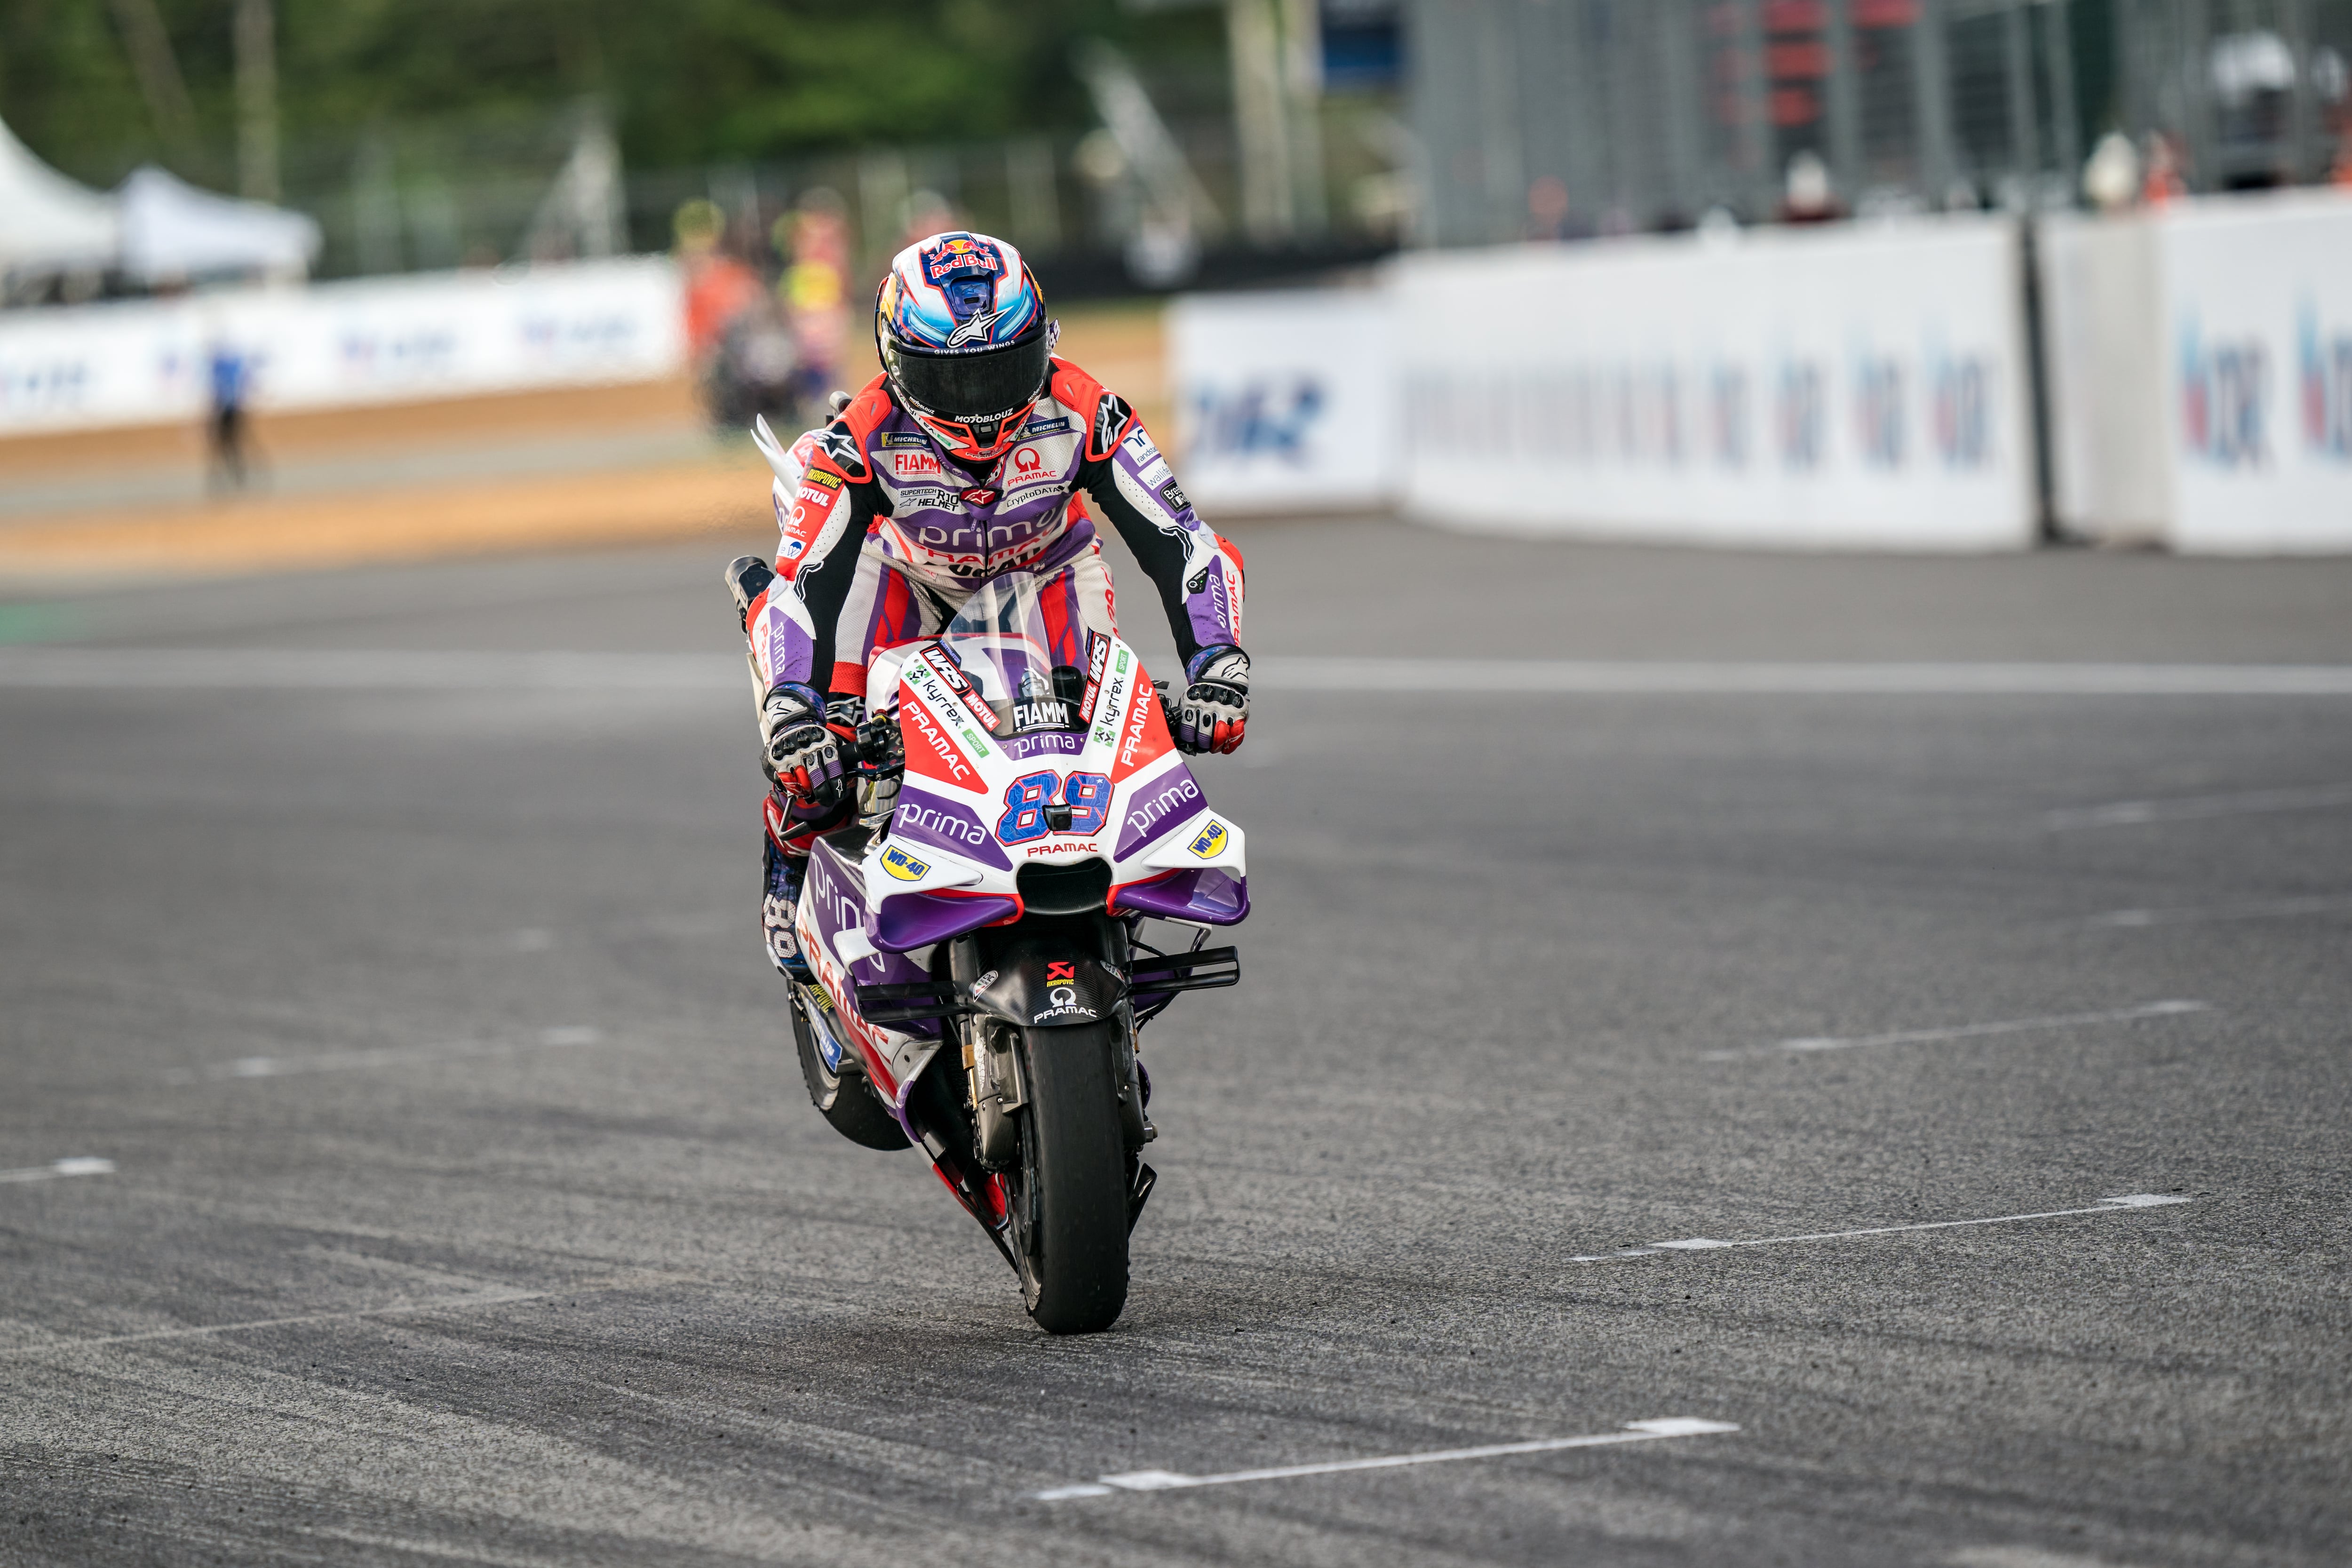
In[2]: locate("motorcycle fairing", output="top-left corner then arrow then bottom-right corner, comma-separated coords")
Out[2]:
795,838 -> 947,1126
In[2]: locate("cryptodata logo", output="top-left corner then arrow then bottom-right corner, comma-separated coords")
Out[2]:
2301,303 -> 2352,461
2179,318 -> 2268,468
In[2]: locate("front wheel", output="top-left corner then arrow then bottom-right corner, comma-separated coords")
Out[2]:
1012,1021 -> 1131,1334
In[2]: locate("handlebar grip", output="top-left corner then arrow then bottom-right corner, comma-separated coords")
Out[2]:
724,555 -> 776,632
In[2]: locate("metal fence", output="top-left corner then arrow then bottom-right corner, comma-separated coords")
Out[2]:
1407,0 -> 2352,247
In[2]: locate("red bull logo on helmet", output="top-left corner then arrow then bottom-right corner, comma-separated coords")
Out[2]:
923,235 -> 1004,283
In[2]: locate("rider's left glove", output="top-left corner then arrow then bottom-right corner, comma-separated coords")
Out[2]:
1176,646 -> 1250,755
760,682 -> 853,807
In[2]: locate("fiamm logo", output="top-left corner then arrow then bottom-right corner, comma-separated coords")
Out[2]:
2300,303 -> 2352,461
2179,318 -> 2268,468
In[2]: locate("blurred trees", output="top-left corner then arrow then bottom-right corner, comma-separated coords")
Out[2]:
0,0 -> 1181,188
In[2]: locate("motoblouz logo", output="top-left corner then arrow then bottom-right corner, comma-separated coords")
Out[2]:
2179,318 -> 2268,468
2301,303 -> 2352,461
1190,377 -> 1326,466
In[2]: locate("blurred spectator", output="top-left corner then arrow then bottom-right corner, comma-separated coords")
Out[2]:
205,327 -> 255,493
2141,133 -> 2189,205
902,189 -> 959,248
1525,175 -> 1570,241
778,189 -> 853,415
1780,151 -> 1839,224
676,197 -> 765,427
2083,131 -> 2141,214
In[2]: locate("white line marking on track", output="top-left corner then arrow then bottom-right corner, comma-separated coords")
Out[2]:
0,648 -> 738,690
1703,1000 -> 2210,1060
1567,1193 -> 2193,1264
7,651 -> 2352,696
0,1269 -> 689,1358
2085,895 -> 2352,928
0,1157 -> 116,1184
1251,658 -> 2352,696
2044,782 -> 2352,830
1029,1417 -> 1740,1502
161,1027 -> 609,1083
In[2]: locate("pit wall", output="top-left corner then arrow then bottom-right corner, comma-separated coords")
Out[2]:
0,257 -> 683,437
1174,188 -> 2352,556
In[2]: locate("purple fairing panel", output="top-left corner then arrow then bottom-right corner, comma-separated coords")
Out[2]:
890,788 -> 1012,870
1112,764 -> 1205,859
1112,868 -> 1248,926
874,890 -> 1021,953
806,843 -> 936,1031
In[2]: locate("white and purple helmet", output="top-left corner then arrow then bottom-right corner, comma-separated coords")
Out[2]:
875,231 -> 1057,461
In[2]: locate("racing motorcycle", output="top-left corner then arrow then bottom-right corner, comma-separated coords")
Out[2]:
726,556 -> 1247,1334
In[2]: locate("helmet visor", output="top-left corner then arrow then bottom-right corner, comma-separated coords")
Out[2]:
889,327 -> 1052,422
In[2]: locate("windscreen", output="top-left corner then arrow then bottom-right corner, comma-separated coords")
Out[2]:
936,568 -> 1089,735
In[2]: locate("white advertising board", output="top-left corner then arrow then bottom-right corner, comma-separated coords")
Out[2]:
0,256 -> 683,436
1168,288 -> 1398,514
2156,191 -> 2352,554
1395,216 -> 2036,550
2036,211 -> 2171,544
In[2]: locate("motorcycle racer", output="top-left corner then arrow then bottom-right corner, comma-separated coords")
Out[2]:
737,231 -> 1249,979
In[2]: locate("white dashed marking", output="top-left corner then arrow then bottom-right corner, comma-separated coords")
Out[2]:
1251,658 -> 2352,696
0,1157 -> 116,1184
1568,1193 -> 2193,1264
2044,782 -> 2352,830
1703,1000 -> 2210,1060
163,1028 -> 608,1083
1030,1417 -> 1740,1502
2085,895 -> 2352,928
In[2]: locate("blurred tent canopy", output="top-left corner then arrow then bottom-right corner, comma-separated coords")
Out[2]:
0,115 -> 121,275
118,164 -> 321,281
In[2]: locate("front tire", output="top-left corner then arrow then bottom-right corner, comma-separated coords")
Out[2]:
1012,1021 -> 1131,1334
792,991 -> 911,1151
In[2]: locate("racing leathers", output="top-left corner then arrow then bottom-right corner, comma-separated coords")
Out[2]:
742,359 -> 1248,978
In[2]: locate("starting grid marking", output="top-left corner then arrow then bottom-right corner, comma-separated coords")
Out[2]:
1702,999 -> 2212,1061
1568,1193 -> 2193,1265
0,1157 -> 115,1185
1031,1417 -> 1740,1502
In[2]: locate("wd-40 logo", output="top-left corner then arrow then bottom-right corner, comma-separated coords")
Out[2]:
1189,820 -> 1228,859
2301,304 -> 2352,461
880,845 -> 930,882
2180,319 -> 2268,467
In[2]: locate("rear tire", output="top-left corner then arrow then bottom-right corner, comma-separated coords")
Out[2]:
792,992 -> 911,1151
1013,1021 -> 1131,1334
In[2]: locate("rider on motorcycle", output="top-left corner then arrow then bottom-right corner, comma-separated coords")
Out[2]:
739,231 -> 1251,978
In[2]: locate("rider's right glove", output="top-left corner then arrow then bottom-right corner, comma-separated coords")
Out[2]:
760,681 -> 850,807
1176,646 -> 1250,755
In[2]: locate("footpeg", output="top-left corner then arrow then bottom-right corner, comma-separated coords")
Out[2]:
1126,1162 -> 1157,1234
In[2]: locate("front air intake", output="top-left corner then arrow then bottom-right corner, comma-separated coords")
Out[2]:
1017,858 -> 1112,915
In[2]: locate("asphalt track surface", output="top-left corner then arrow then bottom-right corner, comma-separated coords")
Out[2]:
4,519 -> 2350,1567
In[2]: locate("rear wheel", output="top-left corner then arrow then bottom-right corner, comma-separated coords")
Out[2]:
792,990 -> 911,1151
1011,1020 -> 1131,1334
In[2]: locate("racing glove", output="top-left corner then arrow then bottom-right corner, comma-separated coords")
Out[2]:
1176,646 -> 1250,755
760,682 -> 851,806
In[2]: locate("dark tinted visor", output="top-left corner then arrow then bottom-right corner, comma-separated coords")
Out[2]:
891,326 -> 1052,422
